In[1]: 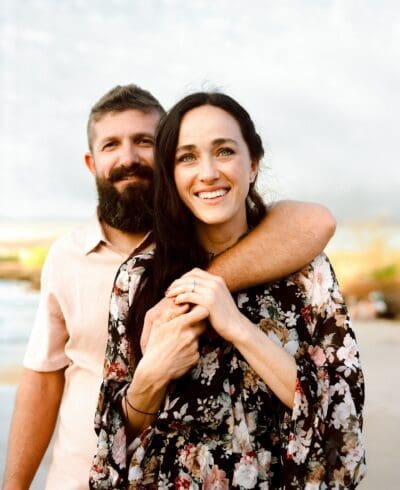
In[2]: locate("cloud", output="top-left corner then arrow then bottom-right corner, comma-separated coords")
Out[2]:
0,0 -> 399,221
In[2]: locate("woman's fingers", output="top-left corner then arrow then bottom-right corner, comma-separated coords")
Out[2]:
166,268 -> 216,296
141,298 -> 190,353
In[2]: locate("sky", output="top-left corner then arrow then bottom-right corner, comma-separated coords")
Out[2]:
1,0 -> 399,223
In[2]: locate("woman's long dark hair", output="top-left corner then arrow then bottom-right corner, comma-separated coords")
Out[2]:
127,92 -> 267,367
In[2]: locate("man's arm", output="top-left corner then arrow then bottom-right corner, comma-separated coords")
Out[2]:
2,368 -> 65,490
208,200 -> 336,291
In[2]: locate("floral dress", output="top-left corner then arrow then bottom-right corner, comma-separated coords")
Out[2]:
90,253 -> 366,489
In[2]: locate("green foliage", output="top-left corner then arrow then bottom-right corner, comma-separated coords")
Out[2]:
19,246 -> 49,268
371,264 -> 398,281
0,253 -> 19,262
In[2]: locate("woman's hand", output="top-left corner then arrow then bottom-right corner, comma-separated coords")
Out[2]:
137,304 -> 209,387
141,297 -> 190,354
165,268 -> 247,344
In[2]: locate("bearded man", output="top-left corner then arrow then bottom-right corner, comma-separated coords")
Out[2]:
3,84 -> 336,490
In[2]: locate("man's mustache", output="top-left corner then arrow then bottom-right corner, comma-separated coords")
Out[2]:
108,163 -> 154,183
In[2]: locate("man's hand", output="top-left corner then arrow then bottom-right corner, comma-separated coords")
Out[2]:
2,368 -> 65,490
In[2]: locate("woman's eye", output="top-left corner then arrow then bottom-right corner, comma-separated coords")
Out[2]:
178,153 -> 196,163
218,147 -> 234,157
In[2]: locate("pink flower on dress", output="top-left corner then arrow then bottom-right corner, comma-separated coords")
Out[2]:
308,345 -> 326,367
107,361 -> 127,380
203,465 -> 230,489
111,427 -> 126,467
174,472 -> 191,489
301,304 -> 312,323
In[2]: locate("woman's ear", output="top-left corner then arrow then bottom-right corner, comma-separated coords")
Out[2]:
250,160 -> 259,183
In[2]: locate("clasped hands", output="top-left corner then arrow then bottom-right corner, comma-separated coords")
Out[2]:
138,268 -> 247,384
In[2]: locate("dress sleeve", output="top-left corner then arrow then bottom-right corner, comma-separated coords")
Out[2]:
280,255 -> 366,489
90,260 -> 140,489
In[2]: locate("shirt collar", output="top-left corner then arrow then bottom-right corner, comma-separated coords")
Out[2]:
82,215 -> 107,255
81,214 -> 154,256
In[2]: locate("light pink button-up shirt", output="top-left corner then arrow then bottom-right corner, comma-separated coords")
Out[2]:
24,217 -> 150,489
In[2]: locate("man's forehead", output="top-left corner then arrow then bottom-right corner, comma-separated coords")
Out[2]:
92,109 -> 160,139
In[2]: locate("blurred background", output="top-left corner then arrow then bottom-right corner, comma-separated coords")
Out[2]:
1,1 -> 399,488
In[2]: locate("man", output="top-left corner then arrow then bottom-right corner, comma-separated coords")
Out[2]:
3,84 -> 335,490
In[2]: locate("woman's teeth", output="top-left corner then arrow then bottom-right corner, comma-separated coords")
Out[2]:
197,189 -> 228,199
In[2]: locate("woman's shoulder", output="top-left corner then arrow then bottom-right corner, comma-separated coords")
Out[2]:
237,254 -> 338,312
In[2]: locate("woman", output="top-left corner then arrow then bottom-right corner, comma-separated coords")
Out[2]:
90,93 -> 365,488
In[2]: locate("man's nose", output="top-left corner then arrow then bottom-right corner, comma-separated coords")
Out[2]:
199,157 -> 219,182
120,142 -> 139,165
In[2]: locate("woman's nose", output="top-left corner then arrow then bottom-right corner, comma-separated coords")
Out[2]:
198,157 -> 219,182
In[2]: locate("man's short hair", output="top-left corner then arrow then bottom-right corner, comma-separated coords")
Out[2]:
87,84 -> 165,150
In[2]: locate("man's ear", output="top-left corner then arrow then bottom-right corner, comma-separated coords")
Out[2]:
84,152 -> 96,176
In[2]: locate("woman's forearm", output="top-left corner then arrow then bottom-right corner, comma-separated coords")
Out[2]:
123,365 -> 168,439
233,317 -> 297,409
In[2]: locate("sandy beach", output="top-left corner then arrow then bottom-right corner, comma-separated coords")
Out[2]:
1,320 -> 399,488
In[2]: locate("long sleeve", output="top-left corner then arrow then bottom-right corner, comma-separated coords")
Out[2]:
90,255 -> 150,489
280,255 -> 366,489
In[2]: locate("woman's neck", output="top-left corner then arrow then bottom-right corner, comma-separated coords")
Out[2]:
196,220 -> 249,256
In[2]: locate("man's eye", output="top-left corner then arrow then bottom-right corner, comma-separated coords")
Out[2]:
103,142 -> 116,150
139,138 -> 154,147
218,147 -> 234,157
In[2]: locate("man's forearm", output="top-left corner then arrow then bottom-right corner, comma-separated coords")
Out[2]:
207,200 -> 336,291
2,368 -> 65,490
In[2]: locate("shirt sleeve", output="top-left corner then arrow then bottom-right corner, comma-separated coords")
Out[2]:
280,255 -> 366,489
23,243 -> 70,371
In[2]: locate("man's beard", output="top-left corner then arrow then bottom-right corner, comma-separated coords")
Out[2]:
96,163 -> 154,233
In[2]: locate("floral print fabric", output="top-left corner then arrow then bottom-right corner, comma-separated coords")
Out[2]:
90,253 -> 366,489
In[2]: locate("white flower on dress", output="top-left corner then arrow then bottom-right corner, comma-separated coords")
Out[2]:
257,449 -> 272,472
237,292 -> 249,308
337,333 -> 359,370
232,454 -> 259,489
109,296 -> 119,321
332,400 -> 352,430
232,419 -> 251,453
128,465 -> 143,482
284,308 -> 298,327
287,426 -> 312,464
97,429 -> 108,458
128,266 -> 145,305
117,321 -> 126,335
115,269 -> 129,292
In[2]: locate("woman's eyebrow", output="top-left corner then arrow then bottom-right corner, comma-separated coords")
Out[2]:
176,144 -> 196,153
212,138 -> 237,146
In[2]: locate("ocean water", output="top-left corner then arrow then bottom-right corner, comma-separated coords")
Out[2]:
0,281 -> 49,488
0,280 -> 39,368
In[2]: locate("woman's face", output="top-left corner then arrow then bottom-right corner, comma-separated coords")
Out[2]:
173,105 -> 258,233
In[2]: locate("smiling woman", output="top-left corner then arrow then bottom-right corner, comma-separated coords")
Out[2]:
173,105 -> 259,255
90,93 -> 365,489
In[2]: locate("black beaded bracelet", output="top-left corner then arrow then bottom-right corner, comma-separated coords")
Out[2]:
124,394 -> 158,416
